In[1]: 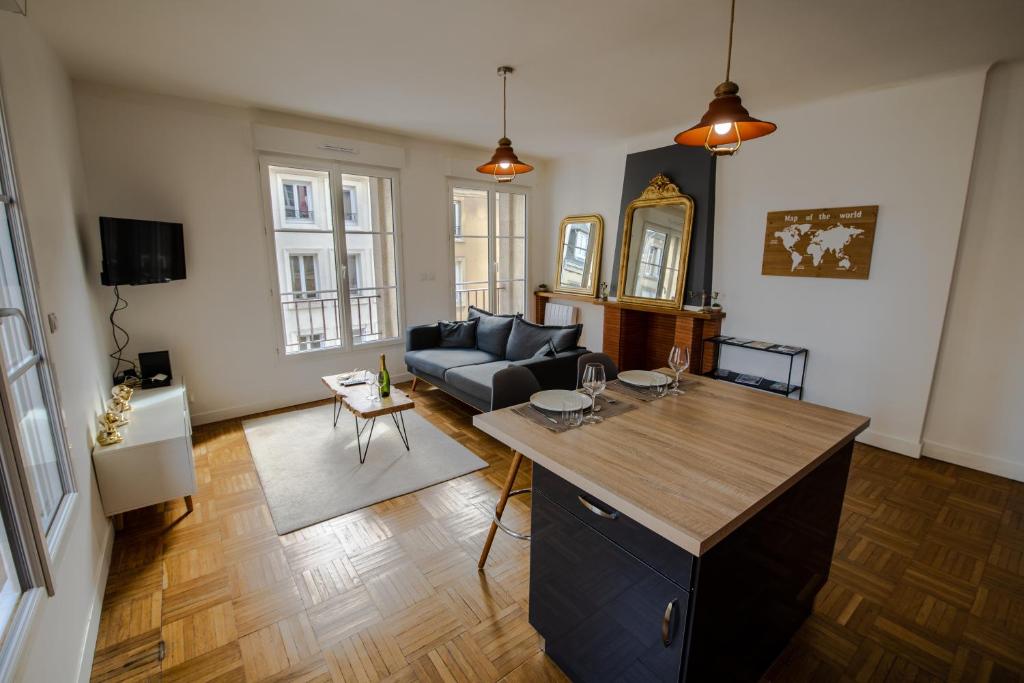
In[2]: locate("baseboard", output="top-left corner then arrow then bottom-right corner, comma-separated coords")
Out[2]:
191,371 -> 413,425
856,429 -> 922,458
76,520 -> 115,683
922,440 -> 1024,483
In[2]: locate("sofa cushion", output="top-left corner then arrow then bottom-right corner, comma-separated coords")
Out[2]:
438,319 -> 477,348
405,348 -> 499,378
444,360 -> 511,403
506,318 -> 584,361
468,306 -> 517,358
531,340 -> 557,359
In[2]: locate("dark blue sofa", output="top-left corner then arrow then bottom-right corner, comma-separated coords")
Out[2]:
404,307 -> 587,412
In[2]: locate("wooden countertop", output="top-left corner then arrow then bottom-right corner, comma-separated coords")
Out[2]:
472,373 -> 869,556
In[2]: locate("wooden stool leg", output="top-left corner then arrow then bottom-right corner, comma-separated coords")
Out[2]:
410,377 -> 419,392
184,495 -> 194,513
478,450 -> 524,570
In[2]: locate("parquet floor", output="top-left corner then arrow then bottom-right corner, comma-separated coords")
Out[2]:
90,382 -> 1024,682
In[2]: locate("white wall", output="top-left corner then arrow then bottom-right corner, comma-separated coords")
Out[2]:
0,13 -> 114,683
73,84 -> 548,424
547,70 -> 988,457
922,61 -> 1024,481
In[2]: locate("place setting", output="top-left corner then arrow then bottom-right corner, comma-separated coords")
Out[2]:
512,363 -> 638,433
605,345 -> 693,401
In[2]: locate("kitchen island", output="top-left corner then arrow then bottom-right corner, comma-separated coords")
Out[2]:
473,373 -> 869,682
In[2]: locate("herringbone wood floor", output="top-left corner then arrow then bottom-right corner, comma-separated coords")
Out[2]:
90,383 -> 1024,682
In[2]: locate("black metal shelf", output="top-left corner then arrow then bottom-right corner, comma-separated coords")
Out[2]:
704,336 -> 808,400
709,369 -> 802,397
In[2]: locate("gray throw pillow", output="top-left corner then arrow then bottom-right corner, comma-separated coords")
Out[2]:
438,319 -> 478,348
468,306 -> 517,358
505,318 -> 583,361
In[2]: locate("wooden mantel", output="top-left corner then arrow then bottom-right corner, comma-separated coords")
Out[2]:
534,291 -> 725,374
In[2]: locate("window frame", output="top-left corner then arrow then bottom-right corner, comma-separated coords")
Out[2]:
447,179 -> 529,320
281,179 -> 315,224
0,75 -> 77,675
259,155 -> 405,358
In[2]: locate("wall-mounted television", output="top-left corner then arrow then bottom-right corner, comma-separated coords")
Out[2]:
99,217 -> 186,286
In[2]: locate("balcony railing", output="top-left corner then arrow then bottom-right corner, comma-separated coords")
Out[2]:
454,282 -> 488,320
281,288 -> 383,353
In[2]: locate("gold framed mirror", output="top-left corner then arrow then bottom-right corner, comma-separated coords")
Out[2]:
616,174 -> 694,309
554,214 -> 603,296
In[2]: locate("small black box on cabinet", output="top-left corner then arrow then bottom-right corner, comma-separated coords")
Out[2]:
138,350 -> 172,389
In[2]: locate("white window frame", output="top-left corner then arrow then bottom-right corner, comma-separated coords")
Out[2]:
452,198 -> 463,241
447,179 -> 529,319
281,179 -> 315,224
342,184 -> 358,225
0,77 -> 77,677
259,155 -> 405,357
287,251 -> 320,300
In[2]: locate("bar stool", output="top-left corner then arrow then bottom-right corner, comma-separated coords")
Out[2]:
478,365 -> 540,570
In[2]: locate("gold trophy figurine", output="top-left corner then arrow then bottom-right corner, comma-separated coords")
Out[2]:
108,397 -> 131,420
111,384 -> 133,408
96,411 -> 124,446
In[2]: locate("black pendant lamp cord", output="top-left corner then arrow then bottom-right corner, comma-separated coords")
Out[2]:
725,0 -> 736,82
502,71 -> 508,138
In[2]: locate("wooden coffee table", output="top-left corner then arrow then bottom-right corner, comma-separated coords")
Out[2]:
321,374 -> 415,463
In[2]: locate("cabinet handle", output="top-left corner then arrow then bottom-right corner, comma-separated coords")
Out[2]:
577,495 -> 619,520
662,599 -> 678,647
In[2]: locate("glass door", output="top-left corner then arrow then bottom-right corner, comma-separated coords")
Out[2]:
450,184 -> 527,319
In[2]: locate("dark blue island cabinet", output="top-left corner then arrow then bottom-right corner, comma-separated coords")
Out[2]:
529,440 -> 854,682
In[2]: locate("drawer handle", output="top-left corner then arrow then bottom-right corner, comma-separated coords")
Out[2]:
662,599 -> 678,647
577,494 -> 619,520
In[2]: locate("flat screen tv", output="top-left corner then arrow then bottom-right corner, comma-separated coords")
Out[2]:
99,217 -> 186,286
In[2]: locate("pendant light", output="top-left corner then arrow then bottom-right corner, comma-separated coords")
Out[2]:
477,66 -> 533,183
674,0 -> 776,156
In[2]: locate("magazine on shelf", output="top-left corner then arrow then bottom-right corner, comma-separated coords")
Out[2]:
735,374 -> 761,386
714,368 -> 732,378
772,345 -> 803,354
744,341 -> 775,350
728,338 -> 752,346
767,381 -> 792,392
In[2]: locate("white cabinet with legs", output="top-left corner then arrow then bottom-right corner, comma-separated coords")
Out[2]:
91,380 -> 195,525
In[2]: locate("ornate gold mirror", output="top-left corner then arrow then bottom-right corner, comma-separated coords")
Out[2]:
617,174 -> 694,309
554,214 -> 603,296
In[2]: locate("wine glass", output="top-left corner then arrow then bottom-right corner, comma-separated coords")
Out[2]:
365,370 -> 380,401
582,363 -> 606,424
667,346 -> 690,395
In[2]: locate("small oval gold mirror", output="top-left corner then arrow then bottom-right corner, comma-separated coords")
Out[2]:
617,174 -> 694,309
554,214 -> 603,297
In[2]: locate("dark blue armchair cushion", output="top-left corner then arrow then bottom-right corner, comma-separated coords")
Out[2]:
506,318 -> 583,361
468,306 -> 517,358
438,319 -> 478,348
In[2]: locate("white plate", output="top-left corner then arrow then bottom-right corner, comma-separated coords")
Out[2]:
618,370 -> 672,387
530,390 -> 593,412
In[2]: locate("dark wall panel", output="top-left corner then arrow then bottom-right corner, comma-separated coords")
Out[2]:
610,145 -> 716,305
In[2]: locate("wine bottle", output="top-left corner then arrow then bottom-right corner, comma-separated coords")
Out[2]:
378,353 -> 391,398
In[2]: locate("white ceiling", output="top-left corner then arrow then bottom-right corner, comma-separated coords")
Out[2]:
26,0 -> 1024,158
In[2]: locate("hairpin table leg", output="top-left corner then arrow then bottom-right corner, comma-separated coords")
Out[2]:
354,415 -> 376,464
391,411 -> 410,451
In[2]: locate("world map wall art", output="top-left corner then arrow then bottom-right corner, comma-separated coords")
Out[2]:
761,205 -> 878,279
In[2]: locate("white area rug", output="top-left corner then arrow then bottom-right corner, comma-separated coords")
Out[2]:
243,403 -> 486,534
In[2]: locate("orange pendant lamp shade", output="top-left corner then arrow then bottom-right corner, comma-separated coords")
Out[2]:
476,137 -> 534,184
477,66 -> 533,183
673,80 -> 776,155
674,0 -> 776,156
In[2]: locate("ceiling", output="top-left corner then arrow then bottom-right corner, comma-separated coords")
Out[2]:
25,0 -> 1024,158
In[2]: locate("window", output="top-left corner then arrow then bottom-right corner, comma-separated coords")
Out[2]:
289,254 -> 319,299
297,333 -> 324,351
0,86 -> 72,659
343,185 -> 358,224
264,162 -> 402,354
450,184 -> 526,320
636,223 -> 681,299
452,199 -> 463,239
283,181 -> 314,222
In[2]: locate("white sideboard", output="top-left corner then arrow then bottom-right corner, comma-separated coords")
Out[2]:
92,379 -> 196,518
